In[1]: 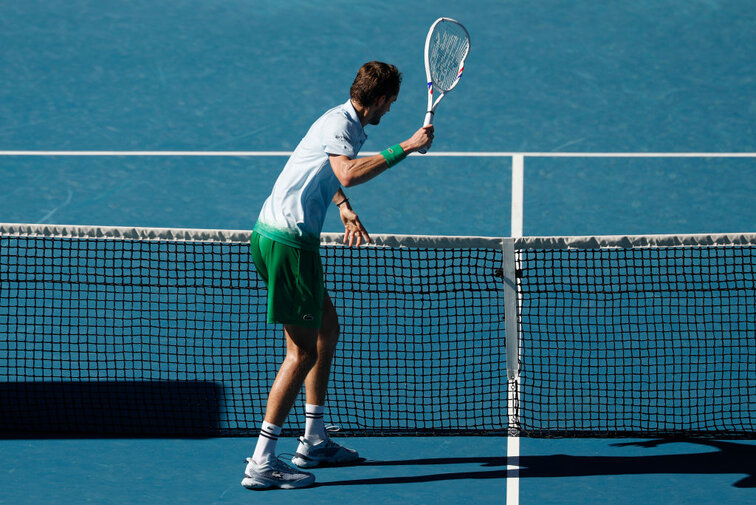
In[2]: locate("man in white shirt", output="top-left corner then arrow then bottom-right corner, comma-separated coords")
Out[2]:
242,61 -> 433,490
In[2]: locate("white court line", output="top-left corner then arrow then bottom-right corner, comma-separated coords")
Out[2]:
0,150 -> 755,157
506,375 -> 521,505
506,435 -> 520,505
0,151 -> 295,157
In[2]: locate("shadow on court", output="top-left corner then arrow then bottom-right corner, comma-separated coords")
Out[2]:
314,440 -> 755,489
0,380 -> 222,438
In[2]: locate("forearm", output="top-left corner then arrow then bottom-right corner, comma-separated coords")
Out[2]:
340,138 -> 419,185
334,154 -> 391,188
330,126 -> 432,187
332,187 -> 349,206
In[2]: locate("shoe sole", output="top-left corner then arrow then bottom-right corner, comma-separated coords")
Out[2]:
241,475 -> 315,490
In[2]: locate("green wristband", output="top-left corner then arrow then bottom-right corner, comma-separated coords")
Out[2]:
380,144 -> 407,168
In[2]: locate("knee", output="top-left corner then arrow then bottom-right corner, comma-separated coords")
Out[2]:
321,307 -> 340,347
288,345 -> 319,372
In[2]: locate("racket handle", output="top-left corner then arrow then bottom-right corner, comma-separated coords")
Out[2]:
423,111 -> 434,127
419,111 -> 434,154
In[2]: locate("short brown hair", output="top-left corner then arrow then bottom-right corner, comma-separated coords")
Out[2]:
350,61 -> 402,108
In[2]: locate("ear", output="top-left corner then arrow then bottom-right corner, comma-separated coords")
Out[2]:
374,95 -> 387,108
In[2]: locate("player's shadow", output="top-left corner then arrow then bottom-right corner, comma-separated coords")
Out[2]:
314,439 -> 755,489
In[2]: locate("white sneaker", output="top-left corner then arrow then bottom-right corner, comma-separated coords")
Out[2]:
241,457 -> 315,490
291,437 -> 360,468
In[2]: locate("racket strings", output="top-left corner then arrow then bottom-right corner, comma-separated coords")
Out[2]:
428,24 -> 469,92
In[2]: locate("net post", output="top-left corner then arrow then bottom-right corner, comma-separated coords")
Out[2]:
501,238 -> 519,379
501,238 -> 521,436
507,154 -> 524,436
511,155 -> 524,238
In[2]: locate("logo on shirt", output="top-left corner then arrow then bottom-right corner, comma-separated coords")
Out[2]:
303,314 -> 314,322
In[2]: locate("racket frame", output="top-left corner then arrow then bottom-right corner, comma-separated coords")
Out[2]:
420,17 -> 470,153
423,17 -> 470,126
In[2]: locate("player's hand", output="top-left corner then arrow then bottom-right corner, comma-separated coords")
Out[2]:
403,125 -> 434,153
339,204 -> 371,247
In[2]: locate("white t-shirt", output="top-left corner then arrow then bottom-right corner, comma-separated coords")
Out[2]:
254,100 -> 367,251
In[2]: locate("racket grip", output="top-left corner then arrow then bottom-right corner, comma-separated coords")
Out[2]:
419,111 -> 434,154
423,111 -> 434,127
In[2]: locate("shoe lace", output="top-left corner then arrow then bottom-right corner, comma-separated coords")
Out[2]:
291,425 -> 344,449
319,426 -> 343,447
325,424 -> 341,434
269,455 -> 309,475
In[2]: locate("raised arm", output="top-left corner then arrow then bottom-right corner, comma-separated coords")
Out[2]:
329,125 -> 434,187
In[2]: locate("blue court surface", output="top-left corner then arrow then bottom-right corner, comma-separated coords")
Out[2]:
2,437 -> 755,504
1,1 -> 755,504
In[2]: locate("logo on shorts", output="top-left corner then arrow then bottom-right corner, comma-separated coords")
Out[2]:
303,314 -> 314,322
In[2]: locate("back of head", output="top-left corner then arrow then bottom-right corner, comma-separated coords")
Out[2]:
350,61 -> 402,108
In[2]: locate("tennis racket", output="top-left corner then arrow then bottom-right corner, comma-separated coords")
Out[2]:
419,17 -> 470,154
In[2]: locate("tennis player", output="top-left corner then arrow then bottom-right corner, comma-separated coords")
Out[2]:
242,61 -> 434,490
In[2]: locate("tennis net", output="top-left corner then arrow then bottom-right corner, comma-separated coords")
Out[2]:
0,224 -> 506,437
510,234 -> 755,438
0,224 -> 753,438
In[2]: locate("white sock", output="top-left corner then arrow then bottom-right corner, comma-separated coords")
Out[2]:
304,404 -> 327,443
252,421 -> 281,464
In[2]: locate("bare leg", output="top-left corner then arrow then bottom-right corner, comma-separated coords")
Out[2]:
263,324 -> 319,427
246,324 -> 319,487
290,297 -> 360,467
305,294 -> 340,406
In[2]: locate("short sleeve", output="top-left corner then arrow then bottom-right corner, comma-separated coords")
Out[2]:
321,113 -> 358,158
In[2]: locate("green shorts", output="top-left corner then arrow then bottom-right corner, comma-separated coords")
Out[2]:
250,231 -> 324,328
